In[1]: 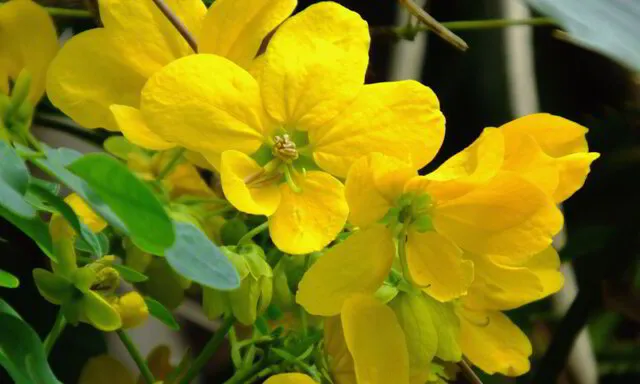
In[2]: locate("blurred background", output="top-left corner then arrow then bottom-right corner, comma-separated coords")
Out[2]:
1,0 -> 639,383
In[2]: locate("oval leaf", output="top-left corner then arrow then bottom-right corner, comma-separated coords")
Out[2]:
112,263 -> 148,283
0,141 -> 35,218
144,297 -> 180,330
67,154 -> 175,255
165,221 -> 240,291
0,269 -> 19,288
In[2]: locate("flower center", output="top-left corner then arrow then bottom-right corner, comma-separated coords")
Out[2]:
272,134 -> 299,162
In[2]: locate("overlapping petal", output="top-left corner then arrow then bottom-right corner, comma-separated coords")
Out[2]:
268,171 -> 348,254
341,295 -> 410,384
324,316 -> 357,384
310,81 -> 445,177
0,0 -> 58,103
458,308 -> 532,376
110,105 -> 176,150
260,2 -> 369,131
220,150 -> 281,215
296,225 -> 395,316
198,0 -> 296,69
264,373 -> 317,384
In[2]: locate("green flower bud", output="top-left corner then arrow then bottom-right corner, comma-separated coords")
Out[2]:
220,218 -> 248,245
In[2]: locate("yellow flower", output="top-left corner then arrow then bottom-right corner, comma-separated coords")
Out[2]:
456,246 -> 564,376
65,192 -> 108,232
46,0 -> 297,132
110,2 -> 444,254
297,152 -> 562,315
110,291 -> 149,329
0,0 -> 58,103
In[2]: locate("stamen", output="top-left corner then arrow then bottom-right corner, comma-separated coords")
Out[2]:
272,134 -> 299,162
284,166 -> 302,193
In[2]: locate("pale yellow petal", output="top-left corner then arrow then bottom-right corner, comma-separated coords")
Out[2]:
342,295 -> 410,384
0,0 -> 58,103
79,355 -> 134,384
296,226 -> 395,316
433,172 -> 564,261
260,2 -> 369,130
264,373 -> 317,384
197,0 -> 296,69
220,150 -> 281,216
110,105 -> 176,150
324,316 -> 357,384
406,230 -> 473,302
459,308 -> 532,376
140,54 -> 267,158
64,193 -> 107,233
268,171 -> 348,254
311,81 -> 445,177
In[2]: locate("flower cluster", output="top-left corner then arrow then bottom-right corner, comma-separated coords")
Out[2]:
0,0 -> 599,383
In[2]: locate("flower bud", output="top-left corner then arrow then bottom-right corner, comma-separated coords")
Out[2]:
111,291 -> 149,329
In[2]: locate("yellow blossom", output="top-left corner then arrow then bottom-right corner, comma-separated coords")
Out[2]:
65,193 -> 108,232
109,2 -> 444,254
110,291 -> 149,329
46,0 -> 296,132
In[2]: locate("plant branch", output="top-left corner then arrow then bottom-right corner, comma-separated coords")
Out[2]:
238,221 -> 269,245
459,359 -> 483,384
43,7 -> 92,18
151,0 -> 198,52
116,329 -> 155,384
156,148 -> 186,182
43,310 -> 67,357
398,0 -> 468,50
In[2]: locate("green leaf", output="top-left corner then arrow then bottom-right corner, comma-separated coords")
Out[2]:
0,269 -> 19,288
165,221 -> 240,291
0,204 -> 53,259
112,263 -> 148,283
0,313 -> 62,384
0,298 -> 21,318
0,141 -> 35,218
28,183 -> 105,257
67,153 -> 175,255
75,232 -> 109,257
103,136 -> 140,160
144,297 -> 180,330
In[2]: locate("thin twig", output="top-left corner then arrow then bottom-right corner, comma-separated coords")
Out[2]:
459,360 -> 483,384
399,0 -> 468,51
151,0 -> 198,52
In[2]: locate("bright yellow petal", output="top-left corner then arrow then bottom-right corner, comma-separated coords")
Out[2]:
311,81 -> 445,177
389,293 -> 438,384
0,0 -> 57,103
268,171 -> 348,254
553,152 -> 599,202
458,308 -> 532,376
433,172 -> 563,261
422,128 -> 504,201
46,29 -> 147,131
341,295 -> 410,384
64,193 -> 107,233
220,150 -> 281,216
79,355 -> 135,384
260,2 -> 369,131
140,54 -> 267,158
500,113 -> 588,157
110,105 -> 176,150
296,225 -> 395,316
197,0 -> 296,69
324,316 -> 357,384
345,154 -> 412,228
406,231 -> 473,302
264,373 -> 317,384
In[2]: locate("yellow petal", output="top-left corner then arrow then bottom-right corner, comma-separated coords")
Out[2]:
260,2 -> 369,131
389,293 -> 438,384
345,154 -> 411,228
82,291 -> 123,331
268,171 -> 348,254
422,128 -> 504,201
296,226 -> 395,316
197,0 -> 296,69
64,193 -> 107,233
324,316 -> 357,384
140,54 -> 267,158
264,373 -> 317,384
433,172 -> 563,261
46,29 -> 146,131
110,105 -> 176,150
341,295 -> 410,384
311,81 -> 445,177
500,113 -> 588,157
458,308 -> 532,376
463,247 -> 564,310
79,355 -> 135,384
0,0 -> 58,103
553,152 -> 599,203
220,150 -> 281,216
406,231 -> 473,302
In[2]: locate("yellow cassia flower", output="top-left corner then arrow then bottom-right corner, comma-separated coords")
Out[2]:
109,2 -> 445,254
46,0 -> 297,132
297,152 -> 563,315
0,0 -> 58,103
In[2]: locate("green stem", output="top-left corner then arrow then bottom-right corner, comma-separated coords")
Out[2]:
44,7 -> 93,18
443,17 -> 555,30
224,356 -> 269,384
156,148 -> 186,181
116,330 -> 155,384
397,223 -> 414,285
459,359 -> 483,384
237,221 -> 269,245
179,315 -> 235,384
228,326 -> 243,369
43,310 -> 67,356
271,347 -> 320,381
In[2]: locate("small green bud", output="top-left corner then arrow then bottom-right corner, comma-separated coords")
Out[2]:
7,69 -> 32,120
220,218 -> 248,245
413,214 -> 434,233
